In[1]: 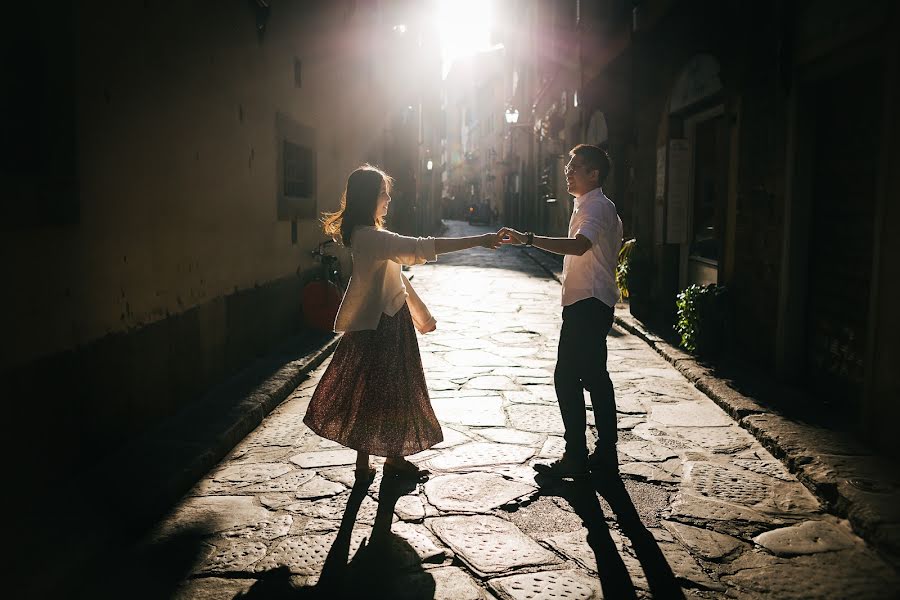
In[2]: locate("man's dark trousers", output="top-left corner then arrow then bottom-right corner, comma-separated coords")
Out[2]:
554,297 -> 616,462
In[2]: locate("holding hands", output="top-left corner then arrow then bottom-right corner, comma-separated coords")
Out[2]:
480,231 -> 504,249
476,229 -> 531,249
499,227 -> 528,245
435,228 -> 533,253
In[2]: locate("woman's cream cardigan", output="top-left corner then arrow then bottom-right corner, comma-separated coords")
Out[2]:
333,226 -> 437,334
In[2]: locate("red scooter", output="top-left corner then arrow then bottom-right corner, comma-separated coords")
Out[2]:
298,240 -> 346,332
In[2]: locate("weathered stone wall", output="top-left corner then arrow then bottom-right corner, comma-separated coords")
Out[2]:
728,8 -> 788,367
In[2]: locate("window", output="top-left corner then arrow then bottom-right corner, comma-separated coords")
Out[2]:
276,113 -> 316,220
283,142 -> 312,198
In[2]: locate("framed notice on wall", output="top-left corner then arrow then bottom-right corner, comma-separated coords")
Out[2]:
666,139 -> 690,244
654,145 -> 666,244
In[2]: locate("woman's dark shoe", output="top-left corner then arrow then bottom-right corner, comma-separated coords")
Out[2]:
384,460 -> 430,482
354,465 -> 377,485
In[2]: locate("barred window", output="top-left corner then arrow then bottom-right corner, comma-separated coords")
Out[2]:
283,141 -> 312,198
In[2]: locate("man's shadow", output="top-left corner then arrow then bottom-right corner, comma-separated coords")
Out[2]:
537,472 -> 684,600
238,476 -> 435,599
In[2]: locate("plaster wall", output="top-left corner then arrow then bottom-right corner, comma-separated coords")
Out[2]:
3,2 -> 387,371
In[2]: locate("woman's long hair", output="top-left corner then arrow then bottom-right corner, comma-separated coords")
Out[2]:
322,164 -> 393,247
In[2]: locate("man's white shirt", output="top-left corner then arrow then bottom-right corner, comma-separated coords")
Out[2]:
561,187 -> 623,308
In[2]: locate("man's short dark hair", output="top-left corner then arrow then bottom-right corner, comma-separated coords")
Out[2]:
570,144 -> 611,186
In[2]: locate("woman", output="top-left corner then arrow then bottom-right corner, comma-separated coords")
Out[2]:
303,164 -> 501,482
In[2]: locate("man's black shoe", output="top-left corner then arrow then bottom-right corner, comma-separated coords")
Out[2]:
587,452 -> 619,476
533,454 -> 589,478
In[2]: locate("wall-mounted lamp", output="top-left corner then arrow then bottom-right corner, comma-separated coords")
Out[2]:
426,159 -> 433,171
250,0 -> 270,41
504,108 -> 520,124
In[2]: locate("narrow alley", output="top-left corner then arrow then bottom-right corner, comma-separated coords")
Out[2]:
87,222 -> 899,600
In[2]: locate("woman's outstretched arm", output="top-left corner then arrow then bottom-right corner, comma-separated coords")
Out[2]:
434,231 -> 502,255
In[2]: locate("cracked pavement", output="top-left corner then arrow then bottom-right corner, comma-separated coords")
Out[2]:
107,222 -> 899,599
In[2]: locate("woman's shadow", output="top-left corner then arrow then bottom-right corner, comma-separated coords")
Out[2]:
537,472 -> 684,600
238,475 -> 435,600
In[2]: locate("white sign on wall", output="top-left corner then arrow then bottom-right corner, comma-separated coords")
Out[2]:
666,139 -> 691,245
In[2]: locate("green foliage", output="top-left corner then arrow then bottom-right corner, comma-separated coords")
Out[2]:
675,283 -> 730,355
616,238 -> 636,300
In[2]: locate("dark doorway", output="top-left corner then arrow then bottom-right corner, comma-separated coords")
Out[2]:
688,113 -> 730,285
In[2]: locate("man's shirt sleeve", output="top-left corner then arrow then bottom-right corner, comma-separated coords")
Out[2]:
574,205 -> 603,246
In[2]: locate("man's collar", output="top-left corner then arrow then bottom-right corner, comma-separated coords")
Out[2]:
574,187 -> 602,208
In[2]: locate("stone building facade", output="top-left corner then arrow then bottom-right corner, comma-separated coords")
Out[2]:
494,0 -> 899,455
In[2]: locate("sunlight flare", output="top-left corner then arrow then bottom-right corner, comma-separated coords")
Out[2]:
436,0 -> 497,78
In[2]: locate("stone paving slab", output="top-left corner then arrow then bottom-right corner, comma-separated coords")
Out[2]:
429,515 -> 562,577
463,375 -> 520,390
719,548 -> 897,599
286,492 -> 379,524
229,444 -> 297,464
502,389 -> 556,405
656,540 -> 725,591
424,442 -> 535,471
292,474 -> 346,499
649,402 -> 735,427
427,565 -> 497,600
220,513 -> 293,540
197,538 -> 266,573
505,404 -> 566,434
172,576 -> 255,599
157,495 -> 277,537
669,491 -> 785,537
477,427 -> 544,446
431,396 -> 507,427
662,520 -> 743,560
667,425 -> 757,453
541,530 -> 601,572
443,350 -> 514,367
252,530 -> 367,574
619,461 -> 681,484
395,493 -> 427,521
424,472 -> 537,513
211,462 -> 292,485
289,448 -> 357,468
489,569 -> 602,600
619,440 -> 679,462
432,426 -> 472,448
752,519 -> 859,556
238,469 -> 316,493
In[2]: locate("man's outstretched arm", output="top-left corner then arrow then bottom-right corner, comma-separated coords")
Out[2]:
500,227 -> 592,256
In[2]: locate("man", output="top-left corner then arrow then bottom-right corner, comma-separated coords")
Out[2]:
501,144 -> 623,478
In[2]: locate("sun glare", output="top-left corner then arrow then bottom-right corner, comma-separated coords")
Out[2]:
437,0 -> 496,78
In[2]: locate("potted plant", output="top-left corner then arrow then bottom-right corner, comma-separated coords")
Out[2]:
616,238 -> 636,301
624,240 -> 651,320
674,283 -> 731,358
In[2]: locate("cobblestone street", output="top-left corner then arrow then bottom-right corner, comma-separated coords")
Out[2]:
135,222 -> 897,599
